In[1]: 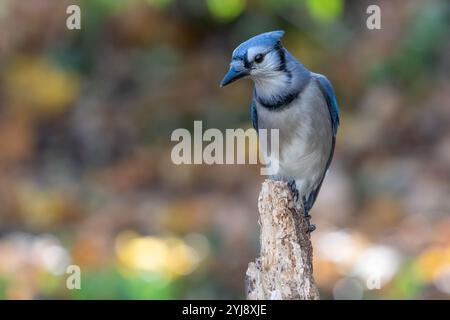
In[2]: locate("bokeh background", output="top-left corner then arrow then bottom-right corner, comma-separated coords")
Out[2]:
0,0 -> 449,299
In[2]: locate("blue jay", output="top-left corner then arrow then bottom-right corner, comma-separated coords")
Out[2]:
220,31 -> 339,232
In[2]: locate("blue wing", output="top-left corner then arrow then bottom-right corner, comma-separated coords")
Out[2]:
315,74 -> 340,136
251,97 -> 258,132
304,74 -> 340,212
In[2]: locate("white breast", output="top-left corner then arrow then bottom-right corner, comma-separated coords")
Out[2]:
256,80 -> 332,197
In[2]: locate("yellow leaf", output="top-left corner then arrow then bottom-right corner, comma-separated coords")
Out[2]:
4,56 -> 80,117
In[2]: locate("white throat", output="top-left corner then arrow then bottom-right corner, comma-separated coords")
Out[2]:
252,72 -> 291,101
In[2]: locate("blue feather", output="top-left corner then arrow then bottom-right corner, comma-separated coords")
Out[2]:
250,98 -> 258,131
232,30 -> 285,60
314,73 -> 340,136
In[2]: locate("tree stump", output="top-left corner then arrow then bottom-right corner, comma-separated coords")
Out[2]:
246,180 -> 320,300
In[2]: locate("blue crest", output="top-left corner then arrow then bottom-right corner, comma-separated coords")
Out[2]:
232,30 -> 285,59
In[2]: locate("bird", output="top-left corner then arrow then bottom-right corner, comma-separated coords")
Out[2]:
220,30 -> 339,232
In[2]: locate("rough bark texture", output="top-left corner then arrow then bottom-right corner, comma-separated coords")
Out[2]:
246,180 -> 320,300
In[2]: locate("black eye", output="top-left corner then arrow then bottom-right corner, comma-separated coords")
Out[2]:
254,54 -> 264,63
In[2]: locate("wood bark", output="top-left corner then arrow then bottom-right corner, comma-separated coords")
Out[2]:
246,180 -> 320,300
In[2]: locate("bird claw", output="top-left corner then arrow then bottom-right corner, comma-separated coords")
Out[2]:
288,180 -> 316,232
307,224 -> 316,233
302,198 -> 316,233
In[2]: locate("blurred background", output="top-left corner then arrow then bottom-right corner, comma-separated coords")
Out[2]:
0,0 -> 449,299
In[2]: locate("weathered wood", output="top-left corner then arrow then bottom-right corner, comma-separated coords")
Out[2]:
246,180 -> 320,300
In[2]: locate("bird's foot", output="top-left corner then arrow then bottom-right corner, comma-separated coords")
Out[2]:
307,223 -> 316,233
287,179 -> 299,202
302,198 -> 316,233
287,181 -> 316,232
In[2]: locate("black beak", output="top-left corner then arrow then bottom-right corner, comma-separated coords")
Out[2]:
220,67 -> 249,87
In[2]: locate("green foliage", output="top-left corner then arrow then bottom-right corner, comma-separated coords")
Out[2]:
305,0 -> 344,23
145,0 -> 174,9
388,262 -> 425,299
369,0 -> 449,88
207,0 -> 246,22
71,268 -> 175,300
0,278 -> 6,300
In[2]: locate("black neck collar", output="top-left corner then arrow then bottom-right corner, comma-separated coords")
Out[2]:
256,90 -> 300,111
255,77 -> 310,111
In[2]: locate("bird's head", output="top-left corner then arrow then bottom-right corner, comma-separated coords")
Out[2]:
220,30 -> 287,87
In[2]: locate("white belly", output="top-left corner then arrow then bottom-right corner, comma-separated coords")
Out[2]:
257,81 -> 332,197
